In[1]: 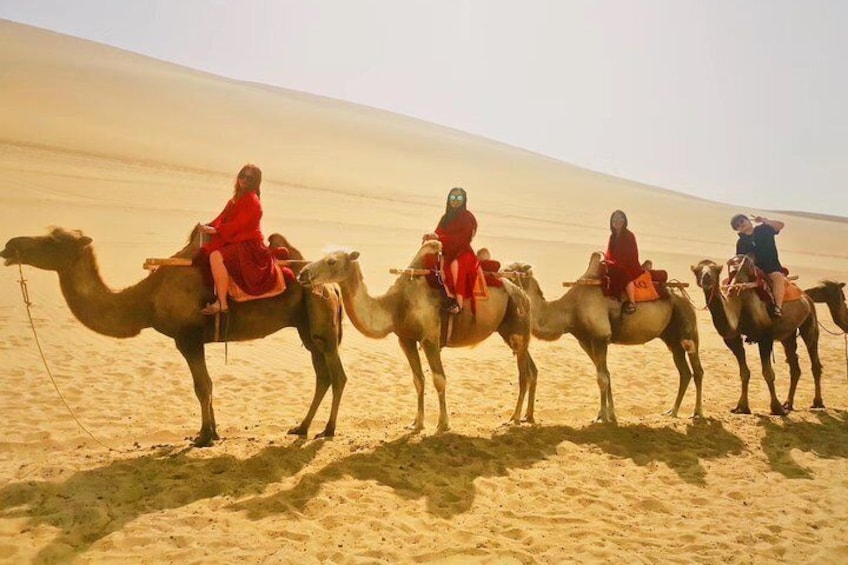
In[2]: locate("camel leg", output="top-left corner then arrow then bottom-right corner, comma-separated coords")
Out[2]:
398,337 -> 427,432
498,328 -> 536,424
799,315 -> 825,409
579,338 -> 615,424
724,337 -> 752,414
688,348 -> 705,418
661,339 -> 692,418
317,348 -> 348,438
288,345 -> 331,437
522,351 -> 539,424
421,340 -> 450,432
176,333 -> 218,447
780,334 -> 802,412
758,339 -> 786,416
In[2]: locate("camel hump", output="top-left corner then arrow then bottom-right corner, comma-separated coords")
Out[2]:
580,251 -> 605,280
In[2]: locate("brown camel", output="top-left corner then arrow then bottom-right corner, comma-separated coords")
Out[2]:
296,240 -> 537,432
1,227 -> 348,446
691,255 -> 823,415
502,253 -> 703,423
804,280 -> 848,332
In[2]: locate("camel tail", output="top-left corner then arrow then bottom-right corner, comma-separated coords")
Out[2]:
680,339 -> 696,353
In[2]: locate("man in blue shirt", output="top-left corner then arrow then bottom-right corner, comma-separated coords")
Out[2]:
730,214 -> 786,317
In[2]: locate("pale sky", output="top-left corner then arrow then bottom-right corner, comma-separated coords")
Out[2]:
1,0 -> 846,216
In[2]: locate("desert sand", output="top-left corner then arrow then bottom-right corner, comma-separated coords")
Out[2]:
2,20 -> 848,564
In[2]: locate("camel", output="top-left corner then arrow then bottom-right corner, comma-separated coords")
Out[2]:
691,255 -> 823,415
296,240 -> 537,432
804,281 -> 848,332
502,253 -> 704,423
1,227 -> 348,446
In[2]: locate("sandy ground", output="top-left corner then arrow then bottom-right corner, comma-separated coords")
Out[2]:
2,20 -> 848,564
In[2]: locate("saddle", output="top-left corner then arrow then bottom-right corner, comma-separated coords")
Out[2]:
724,266 -> 803,305
228,264 -> 295,302
600,262 -> 670,303
420,252 -> 504,314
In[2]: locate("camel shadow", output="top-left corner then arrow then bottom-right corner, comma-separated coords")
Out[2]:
758,410 -> 848,479
231,419 -> 743,520
0,441 -> 323,564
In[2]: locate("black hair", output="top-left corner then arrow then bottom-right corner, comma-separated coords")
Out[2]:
438,187 -> 468,229
730,214 -> 748,230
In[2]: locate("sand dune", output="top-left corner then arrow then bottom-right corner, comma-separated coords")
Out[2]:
2,19 -> 848,563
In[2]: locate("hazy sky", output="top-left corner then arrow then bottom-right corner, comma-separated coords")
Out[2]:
2,0 -> 846,216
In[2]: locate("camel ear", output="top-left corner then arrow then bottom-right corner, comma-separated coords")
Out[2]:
79,236 -> 93,247
840,282 -> 846,289
348,250 -> 360,261
690,265 -> 697,273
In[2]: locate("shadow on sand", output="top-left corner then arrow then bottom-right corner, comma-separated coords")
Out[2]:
230,419 -> 744,521
758,409 -> 848,478
0,440 -> 324,564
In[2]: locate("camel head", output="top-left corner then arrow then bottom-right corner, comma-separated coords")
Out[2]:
298,249 -> 360,288
1,228 -> 93,272
691,259 -> 723,290
805,280 -> 846,304
726,253 -> 757,284
500,262 -> 534,290
409,239 -> 443,268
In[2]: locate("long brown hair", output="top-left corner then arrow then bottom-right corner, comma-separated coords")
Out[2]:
233,164 -> 262,198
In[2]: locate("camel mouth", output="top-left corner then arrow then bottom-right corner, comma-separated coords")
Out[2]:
297,270 -> 313,288
0,247 -> 18,266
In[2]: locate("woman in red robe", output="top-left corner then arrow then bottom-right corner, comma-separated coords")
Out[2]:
604,209 -> 643,314
195,163 -> 277,314
423,187 -> 479,314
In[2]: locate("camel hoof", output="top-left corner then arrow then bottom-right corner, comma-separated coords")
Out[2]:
193,433 -> 215,448
663,409 -> 678,418
406,421 -> 424,433
770,405 -> 787,417
782,402 -> 795,412
810,403 -> 826,411
730,406 -> 751,415
315,428 -> 335,439
287,425 -> 309,436
522,416 -> 536,424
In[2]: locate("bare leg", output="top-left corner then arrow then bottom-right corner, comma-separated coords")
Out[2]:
208,250 -> 230,310
450,259 -> 463,310
769,272 -> 786,309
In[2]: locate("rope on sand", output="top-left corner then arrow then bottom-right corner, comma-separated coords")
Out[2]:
16,261 -> 128,453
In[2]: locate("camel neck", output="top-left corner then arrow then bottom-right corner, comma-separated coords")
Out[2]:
58,249 -> 151,338
524,277 -> 571,341
339,262 -> 394,339
703,286 -> 739,337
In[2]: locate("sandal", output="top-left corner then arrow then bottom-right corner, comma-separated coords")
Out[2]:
622,301 -> 637,315
201,299 -> 229,315
770,305 -> 782,319
445,297 -> 462,315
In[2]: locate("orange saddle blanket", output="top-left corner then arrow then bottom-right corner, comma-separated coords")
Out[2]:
228,264 -> 293,302
632,271 -> 662,303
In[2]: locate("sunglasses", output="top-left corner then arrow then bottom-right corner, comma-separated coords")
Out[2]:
449,194 -> 465,202
239,173 -> 255,182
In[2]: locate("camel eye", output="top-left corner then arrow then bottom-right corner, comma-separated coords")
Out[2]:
327,257 -> 337,266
